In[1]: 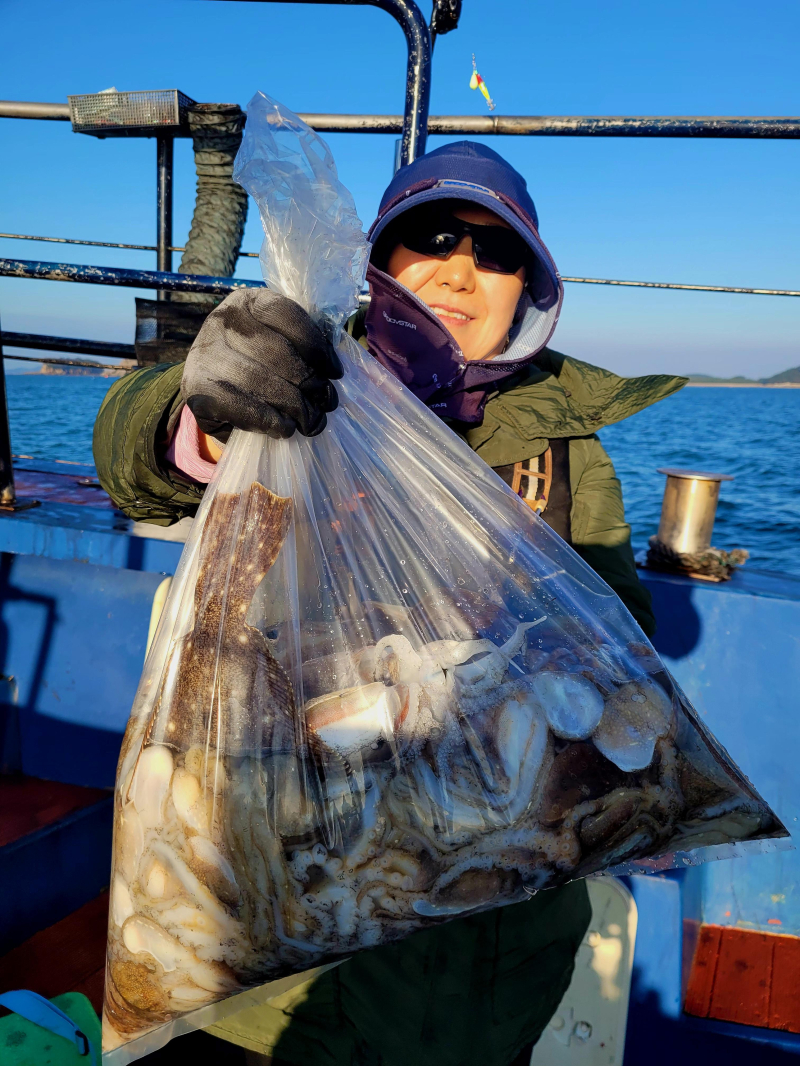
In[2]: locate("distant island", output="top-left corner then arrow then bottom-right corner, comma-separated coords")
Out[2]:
686,365 -> 800,387
25,363 -> 128,379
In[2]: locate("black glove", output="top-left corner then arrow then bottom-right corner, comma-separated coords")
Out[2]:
181,288 -> 343,442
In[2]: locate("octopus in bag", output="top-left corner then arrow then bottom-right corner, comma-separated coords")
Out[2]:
305,620 -> 546,760
295,617 -> 782,936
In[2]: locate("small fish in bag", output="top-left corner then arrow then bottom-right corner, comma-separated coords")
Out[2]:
102,93 -> 787,1061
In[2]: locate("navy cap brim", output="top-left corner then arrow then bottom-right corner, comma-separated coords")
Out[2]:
368,180 -> 561,310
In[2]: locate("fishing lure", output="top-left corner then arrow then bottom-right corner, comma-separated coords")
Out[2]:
470,54 -> 496,111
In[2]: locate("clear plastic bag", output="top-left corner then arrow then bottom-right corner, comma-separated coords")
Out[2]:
102,93 -> 786,1060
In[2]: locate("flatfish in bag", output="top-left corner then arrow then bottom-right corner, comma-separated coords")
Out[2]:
102,93 -> 787,1060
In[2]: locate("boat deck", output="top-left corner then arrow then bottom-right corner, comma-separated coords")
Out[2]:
0,890 -> 108,1014
0,889 -> 245,1063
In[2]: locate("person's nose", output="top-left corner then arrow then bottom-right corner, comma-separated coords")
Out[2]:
434,236 -> 476,293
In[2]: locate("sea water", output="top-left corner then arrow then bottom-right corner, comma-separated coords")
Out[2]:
599,386 -> 800,578
6,375 -> 800,577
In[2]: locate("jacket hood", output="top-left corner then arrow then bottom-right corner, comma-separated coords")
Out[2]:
364,142 -> 564,424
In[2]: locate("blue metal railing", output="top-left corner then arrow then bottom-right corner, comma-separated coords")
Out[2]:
0,259 -> 263,296
4,258 -> 800,302
1,256 -> 798,382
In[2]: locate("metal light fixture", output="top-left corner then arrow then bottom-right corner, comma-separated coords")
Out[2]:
68,90 -> 196,299
67,89 -> 195,138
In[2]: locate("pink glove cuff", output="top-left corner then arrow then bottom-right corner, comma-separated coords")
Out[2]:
165,405 -> 221,485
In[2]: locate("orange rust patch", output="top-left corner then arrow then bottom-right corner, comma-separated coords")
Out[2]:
770,935 -> 800,1031
684,924 -> 722,1017
685,924 -> 800,1034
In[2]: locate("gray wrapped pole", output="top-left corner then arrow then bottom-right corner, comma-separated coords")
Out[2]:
173,102 -> 248,307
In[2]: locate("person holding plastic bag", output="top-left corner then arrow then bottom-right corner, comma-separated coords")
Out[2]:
93,102 -> 780,1066
95,142 -> 683,643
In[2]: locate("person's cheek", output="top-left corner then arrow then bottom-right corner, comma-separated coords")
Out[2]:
387,248 -> 441,294
489,275 -> 524,326
413,263 -> 442,295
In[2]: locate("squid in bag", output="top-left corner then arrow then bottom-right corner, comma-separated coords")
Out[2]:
102,94 -> 787,1060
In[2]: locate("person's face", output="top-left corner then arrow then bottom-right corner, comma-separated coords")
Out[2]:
386,205 -> 526,362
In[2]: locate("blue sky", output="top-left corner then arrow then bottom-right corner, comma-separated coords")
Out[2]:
1,0 -> 798,377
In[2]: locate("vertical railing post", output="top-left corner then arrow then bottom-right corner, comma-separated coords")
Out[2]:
0,313 -> 39,512
0,313 -> 16,506
362,0 -> 431,165
210,0 -> 432,165
156,134 -> 174,301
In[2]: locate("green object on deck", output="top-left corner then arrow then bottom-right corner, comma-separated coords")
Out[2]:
0,992 -> 101,1066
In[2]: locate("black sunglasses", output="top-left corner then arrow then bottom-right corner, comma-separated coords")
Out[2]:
400,208 -> 530,275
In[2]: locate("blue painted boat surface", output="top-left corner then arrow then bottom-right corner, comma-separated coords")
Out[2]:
625,566 -> 800,1061
0,792 -> 112,954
